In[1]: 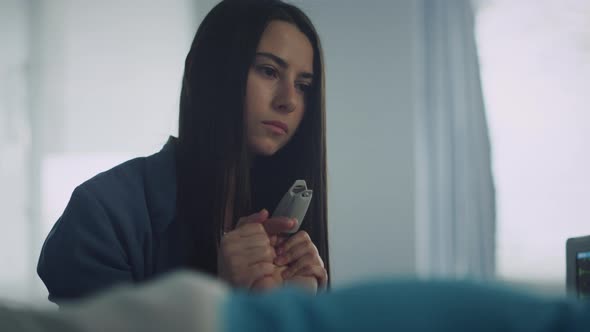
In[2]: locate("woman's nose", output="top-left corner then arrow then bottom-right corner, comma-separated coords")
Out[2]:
272,81 -> 297,113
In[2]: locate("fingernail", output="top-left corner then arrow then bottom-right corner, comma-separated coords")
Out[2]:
282,270 -> 291,279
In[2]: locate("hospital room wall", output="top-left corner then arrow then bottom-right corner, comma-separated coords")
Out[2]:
299,0 -> 421,285
0,0 -> 198,303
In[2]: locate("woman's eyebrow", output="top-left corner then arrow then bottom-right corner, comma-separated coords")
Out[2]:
255,52 -> 314,79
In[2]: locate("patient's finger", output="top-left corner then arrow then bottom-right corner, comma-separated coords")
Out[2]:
281,253 -> 317,279
263,217 -> 295,236
270,234 -> 288,247
244,245 -> 276,265
235,209 -> 269,229
288,264 -> 328,289
245,262 -> 276,288
275,237 -> 320,267
276,230 -> 312,256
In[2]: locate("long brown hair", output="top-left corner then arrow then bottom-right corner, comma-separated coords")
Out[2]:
176,0 -> 329,283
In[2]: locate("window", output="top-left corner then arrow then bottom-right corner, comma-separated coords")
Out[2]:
475,0 -> 590,285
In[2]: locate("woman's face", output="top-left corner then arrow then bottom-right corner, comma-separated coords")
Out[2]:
244,20 -> 314,156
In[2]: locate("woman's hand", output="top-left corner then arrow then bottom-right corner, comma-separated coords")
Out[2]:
217,209 -> 294,289
249,265 -> 288,291
248,221 -> 295,291
274,231 -> 328,292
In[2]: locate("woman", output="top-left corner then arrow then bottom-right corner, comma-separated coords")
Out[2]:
37,0 -> 329,304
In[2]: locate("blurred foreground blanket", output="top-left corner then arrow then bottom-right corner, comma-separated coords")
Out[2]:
1,271 -> 589,332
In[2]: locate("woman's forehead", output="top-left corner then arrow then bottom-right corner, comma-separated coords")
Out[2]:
256,21 -> 314,74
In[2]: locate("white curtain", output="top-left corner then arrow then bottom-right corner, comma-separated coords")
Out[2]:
414,0 -> 496,280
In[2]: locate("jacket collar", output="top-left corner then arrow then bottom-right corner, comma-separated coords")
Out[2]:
144,136 -> 177,233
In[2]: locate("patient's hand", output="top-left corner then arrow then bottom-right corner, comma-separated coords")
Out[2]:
251,232 -> 327,293
218,210 -> 294,289
250,265 -> 319,293
250,265 -> 287,291
275,231 -> 328,290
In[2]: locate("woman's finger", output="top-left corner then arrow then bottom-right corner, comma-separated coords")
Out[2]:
227,222 -> 265,239
251,265 -> 287,291
262,216 -> 296,236
280,253 -> 321,279
242,262 -> 275,288
286,264 -> 328,289
270,235 -> 288,249
235,209 -> 269,229
236,233 -> 271,249
275,237 -> 320,267
244,245 -> 276,264
220,232 -> 269,258
276,230 -> 311,256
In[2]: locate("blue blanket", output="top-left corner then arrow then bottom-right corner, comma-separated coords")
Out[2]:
225,279 -> 590,332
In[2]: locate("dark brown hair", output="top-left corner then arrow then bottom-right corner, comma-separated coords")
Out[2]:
176,0 -> 329,283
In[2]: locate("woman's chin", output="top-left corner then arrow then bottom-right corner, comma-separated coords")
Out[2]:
249,141 -> 282,157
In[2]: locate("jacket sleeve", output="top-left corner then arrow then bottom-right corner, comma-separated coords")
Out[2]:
37,185 -> 134,304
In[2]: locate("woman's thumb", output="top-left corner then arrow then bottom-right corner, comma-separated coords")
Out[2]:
236,209 -> 268,228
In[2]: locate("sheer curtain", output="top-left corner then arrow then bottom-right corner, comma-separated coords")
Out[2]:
414,0 -> 496,280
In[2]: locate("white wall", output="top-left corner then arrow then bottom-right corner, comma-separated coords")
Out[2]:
1,0 -> 197,304
31,0 -> 197,255
33,0 -> 196,156
0,0 -> 32,304
296,0 -> 420,284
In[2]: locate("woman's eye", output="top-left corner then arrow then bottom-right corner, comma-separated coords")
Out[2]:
257,65 -> 277,78
297,83 -> 312,93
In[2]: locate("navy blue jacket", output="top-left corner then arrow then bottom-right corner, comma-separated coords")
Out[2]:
37,138 -> 183,303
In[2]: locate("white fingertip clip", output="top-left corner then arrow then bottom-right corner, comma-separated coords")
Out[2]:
272,180 -> 312,234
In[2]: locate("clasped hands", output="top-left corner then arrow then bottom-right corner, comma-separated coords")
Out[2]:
218,209 -> 327,293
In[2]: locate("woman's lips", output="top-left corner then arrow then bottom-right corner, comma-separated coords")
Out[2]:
262,120 -> 288,134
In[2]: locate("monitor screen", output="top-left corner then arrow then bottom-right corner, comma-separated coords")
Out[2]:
576,251 -> 590,300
